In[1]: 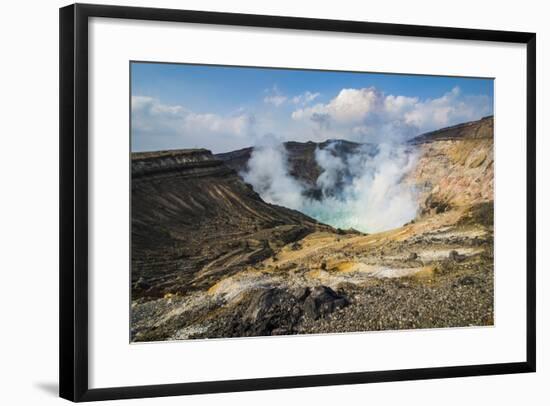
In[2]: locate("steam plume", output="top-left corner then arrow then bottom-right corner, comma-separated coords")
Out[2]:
241,140 -> 418,233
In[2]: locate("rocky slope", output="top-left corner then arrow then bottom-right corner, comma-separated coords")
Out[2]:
407,115 -> 494,215
131,116 -> 494,342
132,149 -> 332,300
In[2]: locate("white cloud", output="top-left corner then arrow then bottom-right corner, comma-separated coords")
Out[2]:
384,94 -> 419,114
263,85 -> 287,107
402,86 -> 489,130
291,86 -> 491,142
263,87 -> 320,108
133,86 -> 492,153
291,91 -> 320,105
292,87 -> 380,123
263,94 -> 287,106
131,96 -> 254,152
183,112 -> 250,135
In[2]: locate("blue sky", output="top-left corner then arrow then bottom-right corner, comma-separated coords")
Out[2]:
131,62 -> 493,153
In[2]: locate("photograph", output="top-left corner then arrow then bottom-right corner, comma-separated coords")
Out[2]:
0,0 -> 542,403
130,63 -> 495,342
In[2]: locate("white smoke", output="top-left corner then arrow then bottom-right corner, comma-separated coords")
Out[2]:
241,142 -> 305,211
304,143 -> 418,232
314,144 -> 347,194
241,140 -> 418,233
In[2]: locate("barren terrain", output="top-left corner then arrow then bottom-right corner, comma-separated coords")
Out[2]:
131,116 -> 494,341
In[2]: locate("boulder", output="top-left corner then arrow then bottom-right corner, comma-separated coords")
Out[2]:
304,286 -> 348,320
290,286 -> 310,301
458,275 -> 478,286
449,250 -> 466,262
235,288 -> 304,337
407,252 -> 418,260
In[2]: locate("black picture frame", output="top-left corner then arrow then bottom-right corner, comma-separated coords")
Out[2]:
59,3 -> 536,402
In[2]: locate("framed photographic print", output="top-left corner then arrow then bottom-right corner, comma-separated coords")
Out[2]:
59,3 -> 536,402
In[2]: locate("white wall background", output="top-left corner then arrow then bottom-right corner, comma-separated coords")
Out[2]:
0,0 -> 546,404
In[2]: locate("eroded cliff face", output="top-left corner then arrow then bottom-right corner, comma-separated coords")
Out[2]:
408,116 -> 494,215
131,149 -> 332,299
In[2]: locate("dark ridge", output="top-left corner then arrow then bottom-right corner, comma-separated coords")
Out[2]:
131,148 -> 333,298
131,148 -> 228,178
409,116 -> 494,145
216,139 -> 362,188
132,148 -> 211,160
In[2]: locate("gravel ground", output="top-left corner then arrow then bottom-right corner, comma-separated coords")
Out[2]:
298,260 -> 493,334
132,204 -> 494,342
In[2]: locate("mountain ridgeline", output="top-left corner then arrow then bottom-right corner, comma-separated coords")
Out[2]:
217,116 -> 494,214
216,139 -> 362,190
131,116 -> 494,341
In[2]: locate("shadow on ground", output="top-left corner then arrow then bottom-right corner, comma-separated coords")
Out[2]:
34,382 -> 58,397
